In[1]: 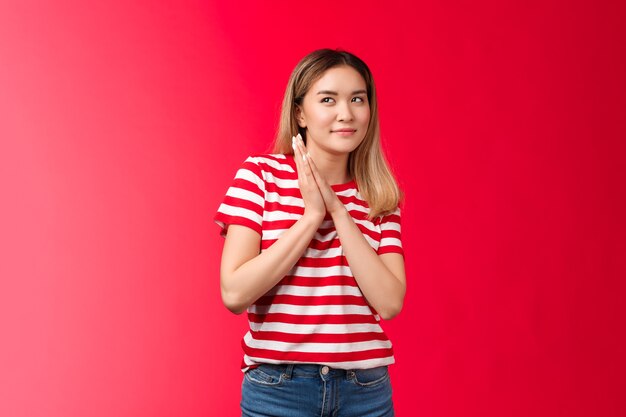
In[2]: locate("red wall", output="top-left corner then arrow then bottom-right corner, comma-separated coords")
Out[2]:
1,1 -> 625,416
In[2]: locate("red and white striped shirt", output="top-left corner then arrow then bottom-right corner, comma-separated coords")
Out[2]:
214,154 -> 403,372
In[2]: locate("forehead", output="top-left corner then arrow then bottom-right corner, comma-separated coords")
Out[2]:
308,66 -> 367,93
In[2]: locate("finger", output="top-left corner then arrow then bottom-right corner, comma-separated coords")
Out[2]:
306,155 -> 332,197
292,136 -> 314,188
305,153 -> 323,186
294,136 -> 318,184
295,136 -> 315,179
292,139 -> 307,187
296,133 -> 308,156
307,154 -> 344,211
301,150 -> 316,184
292,136 -> 304,168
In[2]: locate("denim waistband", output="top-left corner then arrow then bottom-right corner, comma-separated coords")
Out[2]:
254,363 -> 387,380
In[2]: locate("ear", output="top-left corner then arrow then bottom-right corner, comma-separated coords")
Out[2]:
295,105 -> 306,128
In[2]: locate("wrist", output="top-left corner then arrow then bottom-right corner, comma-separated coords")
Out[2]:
300,210 -> 325,227
329,205 -> 349,220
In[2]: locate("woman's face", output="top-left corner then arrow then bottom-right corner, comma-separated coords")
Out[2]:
296,65 -> 370,158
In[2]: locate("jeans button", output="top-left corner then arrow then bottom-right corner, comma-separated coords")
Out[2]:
321,366 -> 329,375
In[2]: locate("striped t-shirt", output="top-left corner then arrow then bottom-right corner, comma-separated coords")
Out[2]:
214,154 -> 403,372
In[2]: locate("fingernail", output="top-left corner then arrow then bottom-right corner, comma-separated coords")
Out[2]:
297,133 -> 302,141
302,154 -> 307,162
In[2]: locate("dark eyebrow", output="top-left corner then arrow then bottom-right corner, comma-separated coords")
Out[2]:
316,89 -> 367,95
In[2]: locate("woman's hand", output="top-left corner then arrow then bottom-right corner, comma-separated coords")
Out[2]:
292,136 -> 405,319
294,135 -> 345,217
292,134 -> 326,222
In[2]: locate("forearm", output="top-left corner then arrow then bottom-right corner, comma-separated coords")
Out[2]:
221,213 -> 322,314
331,207 -> 405,319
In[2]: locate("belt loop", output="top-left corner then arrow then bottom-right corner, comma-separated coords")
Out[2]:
284,364 -> 295,379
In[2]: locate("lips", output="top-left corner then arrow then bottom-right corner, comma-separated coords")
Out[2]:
332,128 -> 356,133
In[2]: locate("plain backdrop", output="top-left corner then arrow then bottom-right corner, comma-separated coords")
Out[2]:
1,0 -> 625,416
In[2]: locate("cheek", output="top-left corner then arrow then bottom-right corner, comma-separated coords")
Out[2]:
359,107 -> 371,125
309,109 -> 335,127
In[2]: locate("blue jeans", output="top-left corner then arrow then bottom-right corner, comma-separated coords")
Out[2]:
240,363 -> 394,417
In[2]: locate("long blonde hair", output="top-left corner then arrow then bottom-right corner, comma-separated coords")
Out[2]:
272,48 -> 402,219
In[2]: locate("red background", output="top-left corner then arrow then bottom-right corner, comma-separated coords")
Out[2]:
1,1 -> 625,416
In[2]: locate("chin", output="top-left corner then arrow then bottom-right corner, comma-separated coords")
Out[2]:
330,144 -> 360,156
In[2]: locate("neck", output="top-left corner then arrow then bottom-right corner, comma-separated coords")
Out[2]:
306,147 -> 351,185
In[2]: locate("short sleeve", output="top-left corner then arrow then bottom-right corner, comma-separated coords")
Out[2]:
377,207 -> 404,256
214,156 -> 266,237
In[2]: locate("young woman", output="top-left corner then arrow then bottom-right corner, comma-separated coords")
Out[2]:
215,48 -> 406,417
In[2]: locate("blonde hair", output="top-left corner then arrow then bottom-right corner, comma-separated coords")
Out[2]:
272,48 -> 402,219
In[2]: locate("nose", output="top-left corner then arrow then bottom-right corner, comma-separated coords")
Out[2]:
337,100 -> 354,122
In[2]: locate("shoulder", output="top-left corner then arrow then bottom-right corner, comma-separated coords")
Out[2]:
245,153 -> 292,165
378,206 -> 402,226
243,153 -> 295,175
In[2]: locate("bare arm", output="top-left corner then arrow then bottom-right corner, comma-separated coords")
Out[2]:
294,136 -> 406,320
220,214 -> 322,314
220,135 -> 326,314
328,208 -> 406,320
